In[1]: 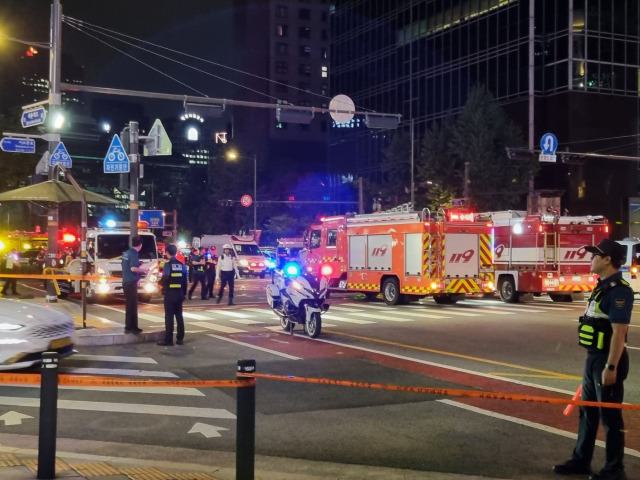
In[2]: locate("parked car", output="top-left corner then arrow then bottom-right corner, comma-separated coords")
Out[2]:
0,299 -> 75,370
18,250 -> 42,272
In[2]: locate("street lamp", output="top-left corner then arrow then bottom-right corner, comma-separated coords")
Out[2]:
226,150 -> 257,234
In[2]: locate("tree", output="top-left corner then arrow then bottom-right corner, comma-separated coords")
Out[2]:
417,86 -> 537,211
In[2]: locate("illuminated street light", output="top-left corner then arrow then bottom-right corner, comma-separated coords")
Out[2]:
226,150 -> 257,233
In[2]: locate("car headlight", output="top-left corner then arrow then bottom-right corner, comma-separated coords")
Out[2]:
97,267 -> 107,276
238,259 -> 249,267
0,322 -> 24,331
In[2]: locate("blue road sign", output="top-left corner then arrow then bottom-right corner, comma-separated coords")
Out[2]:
21,107 -> 47,128
49,142 -> 72,167
139,210 -> 165,228
103,134 -> 130,173
0,137 -> 36,153
540,133 -> 558,155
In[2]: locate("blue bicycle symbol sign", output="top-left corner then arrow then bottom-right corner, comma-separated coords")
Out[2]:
104,134 -> 130,173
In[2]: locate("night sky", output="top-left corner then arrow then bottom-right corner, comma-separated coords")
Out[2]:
1,0 -> 243,116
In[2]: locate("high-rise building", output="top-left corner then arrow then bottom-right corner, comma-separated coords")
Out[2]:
230,0 -> 332,195
330,0 -> 640,235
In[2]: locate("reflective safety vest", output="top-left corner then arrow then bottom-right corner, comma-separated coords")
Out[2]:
166,258 -> 185,289
578,278 -> 630,352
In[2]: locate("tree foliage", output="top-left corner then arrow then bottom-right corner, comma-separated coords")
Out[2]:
417,86 -> 537,211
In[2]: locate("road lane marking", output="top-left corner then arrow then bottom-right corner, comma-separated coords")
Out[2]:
183,312 -> 212,320
347,312 -> 413,322
189,322 -> 246,333
138,313 -> 164,323
69,355 -> 158,364
227,318 -> 265,325
208,334 -> 301,360
322,314 -> 375,324
313,332 -> 580,384
0,396 -> 235,418
212,310 -> 255,318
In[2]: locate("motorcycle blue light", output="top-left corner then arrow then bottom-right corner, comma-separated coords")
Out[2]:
283,262 -> 301,277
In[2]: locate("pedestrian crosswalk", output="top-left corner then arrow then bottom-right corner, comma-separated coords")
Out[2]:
132,297 -> 586,335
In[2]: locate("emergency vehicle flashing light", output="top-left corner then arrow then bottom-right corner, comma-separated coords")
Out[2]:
448,211 -> 474,222
283,262 -> 301,277
62,233 -> 76,243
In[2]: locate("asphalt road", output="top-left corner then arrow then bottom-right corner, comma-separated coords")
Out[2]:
3,278 -> 640,479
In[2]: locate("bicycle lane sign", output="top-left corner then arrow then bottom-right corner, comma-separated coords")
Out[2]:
103,134 -> 130,173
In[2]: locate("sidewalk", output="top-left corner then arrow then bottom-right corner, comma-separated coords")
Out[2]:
3,297 -> 513,480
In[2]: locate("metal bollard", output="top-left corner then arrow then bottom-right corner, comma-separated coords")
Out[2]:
38,352 -> 59,479
236,359 -> 256,480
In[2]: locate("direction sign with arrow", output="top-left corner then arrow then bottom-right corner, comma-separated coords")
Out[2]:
0,137 -> 36,154
21,107 -> 47,128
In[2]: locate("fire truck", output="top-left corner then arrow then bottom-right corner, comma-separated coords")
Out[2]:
479,210 -> 609,303
301,206 -> 494,305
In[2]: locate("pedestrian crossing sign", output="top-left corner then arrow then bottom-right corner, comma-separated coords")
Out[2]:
104,134 -> 130,173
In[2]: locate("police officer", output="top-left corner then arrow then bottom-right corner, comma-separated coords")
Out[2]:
205,246 -> 218,300
121,236 -> 146,334
188,247 -> 207,300
158,244 -> 187,346
216,243 -> 239,305
554,239 -> 632,480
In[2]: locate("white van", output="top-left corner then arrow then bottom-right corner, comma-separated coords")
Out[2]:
198,234 -> 267,278
616,237 -> 640,293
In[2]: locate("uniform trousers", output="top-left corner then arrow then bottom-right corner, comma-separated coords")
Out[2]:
188,273 -> 206,299
217,270 -> 235,300
123,281 -> 139,330
572,349 -> 629,473
163,290 -> 185,343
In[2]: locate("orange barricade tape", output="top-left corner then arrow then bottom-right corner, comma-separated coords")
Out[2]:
0,273 -> 119,281
238,372 -> 640,411
0,373 -> 254,388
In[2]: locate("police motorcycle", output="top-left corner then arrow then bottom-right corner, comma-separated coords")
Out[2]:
266,261 -> 331,338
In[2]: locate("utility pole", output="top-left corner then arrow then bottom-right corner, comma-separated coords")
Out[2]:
45,0 -> 62,303
129,121 -> 140,239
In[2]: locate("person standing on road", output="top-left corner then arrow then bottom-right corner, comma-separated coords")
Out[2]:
553,238 -> 632,480
121,236 -> 146,334
1,249 -> 20,295
216,243 -> 239,305
158,244 -> 187,346
205,246 -> 217,299
188,247 -> 207,300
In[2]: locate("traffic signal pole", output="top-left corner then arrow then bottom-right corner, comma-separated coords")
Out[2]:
129,121 -> 139,239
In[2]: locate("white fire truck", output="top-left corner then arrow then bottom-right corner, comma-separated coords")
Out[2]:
301,207 -> 494,305
479,210 -> 609,303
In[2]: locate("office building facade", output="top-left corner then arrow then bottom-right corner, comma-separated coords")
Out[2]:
330,0 -> 640,234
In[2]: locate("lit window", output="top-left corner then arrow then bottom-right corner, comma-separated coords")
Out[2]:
321,66 -> 328,77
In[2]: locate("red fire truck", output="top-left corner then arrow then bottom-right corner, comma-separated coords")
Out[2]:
479,210 -> 609,303
301,207 -> 494,305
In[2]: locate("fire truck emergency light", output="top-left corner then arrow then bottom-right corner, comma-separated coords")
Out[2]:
448,211 -> 474,222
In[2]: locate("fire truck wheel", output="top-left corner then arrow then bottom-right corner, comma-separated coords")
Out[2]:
382,278 -> 402,305
498,276 -> 519,303
304,312 -> 321,338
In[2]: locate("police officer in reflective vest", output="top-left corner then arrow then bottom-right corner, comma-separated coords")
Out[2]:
216,243 -> 240,305
554,239 -> 632,480
158,244 -> 187,346
188,247 -> 207,300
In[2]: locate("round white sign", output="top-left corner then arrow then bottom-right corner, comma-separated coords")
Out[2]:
329,94 -> 355,124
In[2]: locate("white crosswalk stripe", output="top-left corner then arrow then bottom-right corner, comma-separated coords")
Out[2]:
322,314 -> 375,324
189,321 -> 246,333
